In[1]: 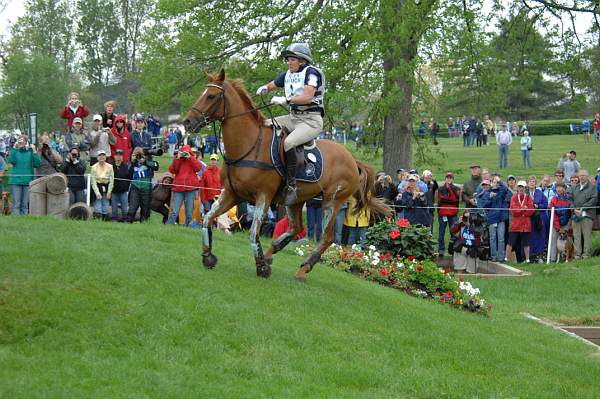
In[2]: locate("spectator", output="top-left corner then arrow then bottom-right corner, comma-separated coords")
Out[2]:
581,118 -> 591,144
475,118 -> 484,147
273,215 -> 307,242
506,180 -> 534,263
467,116 -> 477,147
60,147 -> 86,204
127,147 -> 159,222
539,175 -> 553,202
483,115 -> 494,146
496,124 -> 512,169
526,176 -> 549,263
511,121 -> 519,137
399,174 -> 431,226
570,170 -> 597,259
557,150 -> 580,182
548,182 -> 571,262
90,150 -> 114,221
430,119 -> 439,144
110,115 -> 132,162
101,100 -> 117,130
520,130 -> 532,169
167,129 -> 178,157
550,170 -> 566,192
483,175 -> 509,262
306,197 -> 322,241
593,113 -> 600,144
111,149 -> 131,222
418,118 -> 427,139
344,195 -> 370,248
8,136 -> 41,215
60,92 -> 90,129
333,201 -> 349,245
89,114 -> 116,165
205,134 -> 218,154
422,170 -> 438,229
0,152 -> 5,194
451,212 -> 481,274
131,114 -> 153,151
65,117 -> 91,165
200,153 -> 222,212
437,171 -> 461,257
167,144 -> 202,226
374,173 -> 398,205
35,134 -> 63,177
147,114 -> 161,138
462,164 -> 482,209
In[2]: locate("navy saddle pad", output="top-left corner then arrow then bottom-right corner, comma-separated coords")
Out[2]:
270,132 -> 323,183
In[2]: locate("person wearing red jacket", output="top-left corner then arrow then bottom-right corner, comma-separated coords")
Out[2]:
506,180 -> 535,263
60,92 -> 90,129
593,113 -> 600,143
167,145 -> 202,226
200,153 -> 222,211
437,171 -> 461,256
109,115 -> 132,162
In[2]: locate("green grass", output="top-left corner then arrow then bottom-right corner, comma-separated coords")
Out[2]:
1,217 -> 600,398
351,134 -> 599,182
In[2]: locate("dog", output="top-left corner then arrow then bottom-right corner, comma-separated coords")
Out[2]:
1,192 -> 11,216
150,176 -> 174,224
556,228 -> 575,263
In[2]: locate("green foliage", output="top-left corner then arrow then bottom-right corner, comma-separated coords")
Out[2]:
365,218 -> 437,260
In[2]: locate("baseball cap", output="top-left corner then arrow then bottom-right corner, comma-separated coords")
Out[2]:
409,168 -> 418,175
470,163 -> 480,168
73,117 -> 83,124
191,147 -> 199,153
517,180 -> 526,187
569,150 -> 576,155
93,114 -> 102,121
210,153 -> 219,160
396,168 -> 405,174
115,149 -> 124,155
97,150 -> 107,156
423,170 -> 432,177
507,175 -> 516,181
407,174 -> 418,181
482,179 -> 490,185
445,172 -> 454,178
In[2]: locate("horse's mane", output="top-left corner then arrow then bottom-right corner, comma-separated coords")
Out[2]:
207,73 -> 266,125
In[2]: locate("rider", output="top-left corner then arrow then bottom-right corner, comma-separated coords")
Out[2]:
255,42 -> 325,205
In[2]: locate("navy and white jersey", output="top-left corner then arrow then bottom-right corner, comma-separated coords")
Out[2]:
274,65 -> 325,110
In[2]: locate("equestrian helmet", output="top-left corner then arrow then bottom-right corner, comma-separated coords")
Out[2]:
280,43 -> 312,63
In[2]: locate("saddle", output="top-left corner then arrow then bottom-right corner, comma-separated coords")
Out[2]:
270,127 -> 323,183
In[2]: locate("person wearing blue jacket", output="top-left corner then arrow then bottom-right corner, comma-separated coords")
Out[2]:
483,176 -> 509,261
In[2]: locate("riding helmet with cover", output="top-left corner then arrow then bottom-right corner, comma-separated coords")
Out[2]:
280,43 -> 312,63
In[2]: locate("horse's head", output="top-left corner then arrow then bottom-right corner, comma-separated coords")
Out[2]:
183,69 -> 228,133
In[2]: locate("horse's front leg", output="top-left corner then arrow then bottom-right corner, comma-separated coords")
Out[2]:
249,194 -> 272,278
201,189 -> 237,269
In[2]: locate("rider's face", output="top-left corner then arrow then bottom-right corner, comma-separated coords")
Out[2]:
286,57 -> 301,72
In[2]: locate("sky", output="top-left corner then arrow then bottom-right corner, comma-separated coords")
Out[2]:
0,0 -> 25,36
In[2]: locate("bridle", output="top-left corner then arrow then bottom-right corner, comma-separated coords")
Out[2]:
189,83 -> 227,131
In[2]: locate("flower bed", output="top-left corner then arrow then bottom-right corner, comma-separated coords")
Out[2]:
365,218 -> 437,260
298,243 -> 492,315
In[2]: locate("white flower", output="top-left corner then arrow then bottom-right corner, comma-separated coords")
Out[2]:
351,244 -> 358,250
369,245 -> 376,251
372,258 -> 380,266
373,251 -> 380,258
397,262 -> 405,269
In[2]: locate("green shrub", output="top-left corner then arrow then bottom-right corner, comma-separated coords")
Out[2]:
365,218 -> 437,260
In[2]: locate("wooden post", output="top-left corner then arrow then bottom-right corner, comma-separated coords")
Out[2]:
67,202 -> 94,220
46,192 -> 70,218
45,173 -> 68,194
28,177 -> 47,216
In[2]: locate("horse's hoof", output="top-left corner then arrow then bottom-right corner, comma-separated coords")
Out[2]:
264,257 -> 273,266
256,264 -> 272,278
203,253 -> 218,269
294,275 -> 306,283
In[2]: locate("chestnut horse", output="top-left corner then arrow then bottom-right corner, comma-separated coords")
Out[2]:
182,69 -> 391,282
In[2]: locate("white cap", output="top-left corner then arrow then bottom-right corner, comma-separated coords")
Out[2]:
423,170 -> 432,177
93,114 -> 102,121
517,180 -> 527,187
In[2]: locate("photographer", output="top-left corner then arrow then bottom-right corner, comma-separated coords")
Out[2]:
451,212 -> 481,274
89,114 -> 116,165
374,172 -> 398,204
65,117 -> 91,165
35,134 -> 63,177
127,147 -> 159,223
60,92 -> 90,129
60,147 -> 86,204
167,144 -> 202,226
398,174 -> 431,227
8,135 -> 41,215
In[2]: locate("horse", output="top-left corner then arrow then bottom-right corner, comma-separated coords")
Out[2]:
182,69 -> 392,282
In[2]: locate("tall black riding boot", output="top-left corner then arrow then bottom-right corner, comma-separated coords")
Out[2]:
284,148 -> 298,205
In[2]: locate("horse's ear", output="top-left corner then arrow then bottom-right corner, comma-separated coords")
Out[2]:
217,68 -> 225,82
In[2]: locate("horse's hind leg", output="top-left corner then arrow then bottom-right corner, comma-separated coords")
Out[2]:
248,193 -> 274,278
264,203 -> 305,265
295,197 -> 343,283
201,190 -> 237,269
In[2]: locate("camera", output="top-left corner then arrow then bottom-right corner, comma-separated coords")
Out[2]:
135,153 -> 144,161
143,147 -> 163,157
180,151 -> 190,158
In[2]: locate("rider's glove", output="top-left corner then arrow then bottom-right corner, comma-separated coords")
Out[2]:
271,96 -> 288,105
256,85 -> 269,95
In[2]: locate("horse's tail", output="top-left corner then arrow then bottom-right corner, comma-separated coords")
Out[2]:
353,160 -> 393,217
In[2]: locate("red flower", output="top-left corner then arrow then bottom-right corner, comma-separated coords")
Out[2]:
433,292 -> 441,296
407,256 -> 416,262
396,218 -> 410,228
378,267 -> 391,277
388,229 -> 401,239
459,277 -> 464,282
487,304 -> 493,310
445,291 -> 454,297
416,265 -> 424,271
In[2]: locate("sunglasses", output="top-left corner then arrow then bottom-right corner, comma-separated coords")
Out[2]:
70,153 -> 78,156
555,174 -> 563,177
